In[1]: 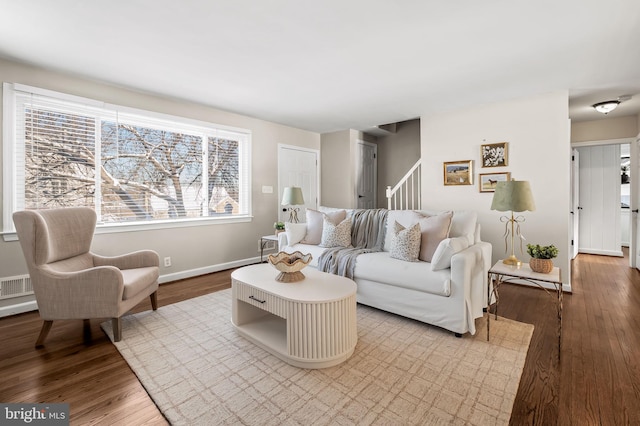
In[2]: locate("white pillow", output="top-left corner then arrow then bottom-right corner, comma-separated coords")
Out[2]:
431,237 -> 470,271
301,209 -> 346,245
319,217 -> 352,248
417,211 -> 453,262
390,221 -> 421,262
449,211 -> 477,246
285,222 -> 308,246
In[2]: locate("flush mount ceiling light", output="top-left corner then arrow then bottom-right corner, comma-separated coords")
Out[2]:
592,100 -> 620,114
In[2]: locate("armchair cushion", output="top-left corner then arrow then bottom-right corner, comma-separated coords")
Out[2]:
121,267 -> 160,300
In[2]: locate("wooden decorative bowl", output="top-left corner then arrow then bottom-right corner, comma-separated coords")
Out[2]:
268,251 -> 313,282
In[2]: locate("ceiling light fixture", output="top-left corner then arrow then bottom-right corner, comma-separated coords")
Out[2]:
592,100 -> 620,114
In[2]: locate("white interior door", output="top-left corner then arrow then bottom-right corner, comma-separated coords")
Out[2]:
571,149 -> 580,259
356,140 -> 377,209
278,145 -> 318,223
577,144 -> 622,257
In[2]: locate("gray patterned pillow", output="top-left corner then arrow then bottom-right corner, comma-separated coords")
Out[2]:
390,221 -> 421,262
319,217 -> 352,248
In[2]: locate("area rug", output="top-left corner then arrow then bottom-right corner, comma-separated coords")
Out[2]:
102,289 -> 533,425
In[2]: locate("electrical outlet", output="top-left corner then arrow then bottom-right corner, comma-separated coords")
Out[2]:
164,257 -> 171,267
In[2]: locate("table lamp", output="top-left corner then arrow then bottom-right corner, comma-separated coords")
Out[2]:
281,187 -> 305,223
490,180 -> 536,266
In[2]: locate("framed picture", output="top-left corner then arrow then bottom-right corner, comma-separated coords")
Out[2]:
481,142 -> 509,167
444,160 -> 473,186
479,172 -> 511,193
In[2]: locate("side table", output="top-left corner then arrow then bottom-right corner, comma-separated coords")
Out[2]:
260,234 -> 279,263
487,260 -> 563,358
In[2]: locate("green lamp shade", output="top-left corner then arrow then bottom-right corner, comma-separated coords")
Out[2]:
490,181 -> 536,212
281,187 -> 305,206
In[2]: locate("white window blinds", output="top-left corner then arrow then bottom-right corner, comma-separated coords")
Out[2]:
3,83 -> 251,231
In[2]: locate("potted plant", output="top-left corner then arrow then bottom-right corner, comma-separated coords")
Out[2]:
526,244 -> 558,274
273,221 -> 285,235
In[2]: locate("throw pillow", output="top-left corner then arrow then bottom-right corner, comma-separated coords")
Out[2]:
390,221 -> 421,262
301,209 -> 347,244
319,217 -> 352,248
431,237 -> 470,271
417,211 -> 453,262
285,222 -> 308,246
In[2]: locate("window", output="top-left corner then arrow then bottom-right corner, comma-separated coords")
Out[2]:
3,83 -> 251,233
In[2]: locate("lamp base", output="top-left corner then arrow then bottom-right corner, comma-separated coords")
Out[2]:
502,255 -> 522,266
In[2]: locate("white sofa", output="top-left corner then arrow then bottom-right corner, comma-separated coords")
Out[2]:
278,208 -> 492,336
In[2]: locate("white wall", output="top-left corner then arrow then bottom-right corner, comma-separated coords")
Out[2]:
421,91 -> 571,287
0,58 -> 320,308
571,116 -> 638,142
375,119 -> 421,208
320,129 -> 374,208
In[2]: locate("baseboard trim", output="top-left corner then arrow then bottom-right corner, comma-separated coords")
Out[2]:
158,257 -> 259,283
578,249 -> 624,257
0,300 -> 38,318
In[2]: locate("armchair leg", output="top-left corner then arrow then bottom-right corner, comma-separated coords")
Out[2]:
150,291 -> 158,310
112,317 -> 122,342
83,319 -> 91,342
35,320 -> 53,347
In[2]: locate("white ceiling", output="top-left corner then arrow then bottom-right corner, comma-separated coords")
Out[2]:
1,1 -> 639,133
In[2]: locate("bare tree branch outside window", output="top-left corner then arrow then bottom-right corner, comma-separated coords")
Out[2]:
23,107 -> 241,223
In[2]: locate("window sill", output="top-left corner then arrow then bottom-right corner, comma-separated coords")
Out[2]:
2,214 -> 253,242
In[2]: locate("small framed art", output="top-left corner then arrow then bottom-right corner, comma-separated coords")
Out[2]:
444,160 -> 473,186
479,172 -> 511,193
481,142 -> 508,167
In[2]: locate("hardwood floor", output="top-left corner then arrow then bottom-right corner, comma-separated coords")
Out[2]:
503,250 -> 640,425
1,254 -> 639,425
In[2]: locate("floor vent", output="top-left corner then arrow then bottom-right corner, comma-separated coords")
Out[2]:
0,275 -> 33,300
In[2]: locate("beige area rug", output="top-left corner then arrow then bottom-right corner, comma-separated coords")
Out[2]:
102,289 -> 533,425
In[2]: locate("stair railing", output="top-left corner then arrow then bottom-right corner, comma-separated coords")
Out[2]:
386,159 -> 422,210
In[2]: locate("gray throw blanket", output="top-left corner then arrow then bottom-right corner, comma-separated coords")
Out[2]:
317,209 -> 388,279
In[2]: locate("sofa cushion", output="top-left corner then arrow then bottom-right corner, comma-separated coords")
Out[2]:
354,251 -> 451,296
417,211 -> 453,262
431,237 -> 470,271
390,221 -> 421,262
320,217 -> 352,248
301,209 -> 346,245
285,222 -> 308,246
383,210 -> 423,251
420,210 -> 477,245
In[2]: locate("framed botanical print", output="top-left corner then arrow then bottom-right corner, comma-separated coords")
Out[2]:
481,142 -> 509,167
443,160 -> 473,186
479,172 -> 511,192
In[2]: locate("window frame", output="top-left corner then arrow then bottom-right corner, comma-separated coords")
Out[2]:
2,82 -> 252,241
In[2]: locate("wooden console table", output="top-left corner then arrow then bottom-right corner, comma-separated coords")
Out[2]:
487,260 -> 563,358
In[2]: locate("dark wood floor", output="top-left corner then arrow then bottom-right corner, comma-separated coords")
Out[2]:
1,253 -> 639,425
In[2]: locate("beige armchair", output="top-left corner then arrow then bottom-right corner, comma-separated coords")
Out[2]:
13,207 -> 159,346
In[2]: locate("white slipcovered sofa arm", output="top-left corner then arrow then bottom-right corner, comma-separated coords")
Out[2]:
450,241 -> 492,334
278,232 -> 289,251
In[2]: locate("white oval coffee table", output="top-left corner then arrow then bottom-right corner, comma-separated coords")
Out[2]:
231,264 -> 357,369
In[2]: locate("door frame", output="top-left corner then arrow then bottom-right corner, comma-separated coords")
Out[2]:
277,144 -> 320,219
571,137 -> 635,264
